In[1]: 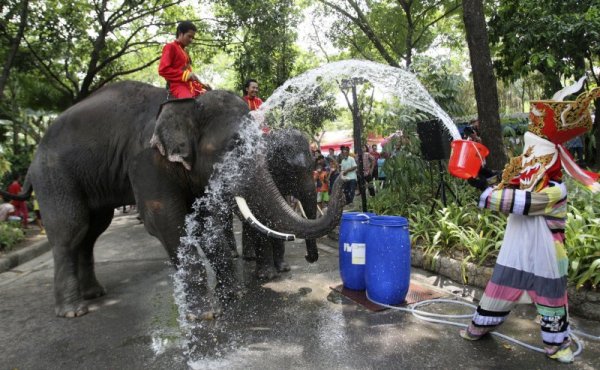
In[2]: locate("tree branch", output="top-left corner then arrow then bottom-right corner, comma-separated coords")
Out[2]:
320,0 -> 400,67
22,37 -> 74,100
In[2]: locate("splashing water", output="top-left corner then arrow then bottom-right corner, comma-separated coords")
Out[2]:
172,115 -> 265,360
259,59 -> 461,140
169,59 -> 462,363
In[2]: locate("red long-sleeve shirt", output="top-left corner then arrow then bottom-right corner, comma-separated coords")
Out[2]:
158,41 -> 205,99
242,95 -> 263,111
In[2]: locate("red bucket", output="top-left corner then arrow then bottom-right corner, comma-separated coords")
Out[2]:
448,140 -> 489,179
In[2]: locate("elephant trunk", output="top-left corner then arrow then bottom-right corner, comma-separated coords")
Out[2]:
240,160 -> 345,243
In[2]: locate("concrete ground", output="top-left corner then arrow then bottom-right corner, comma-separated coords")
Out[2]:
1,213 -> 599,369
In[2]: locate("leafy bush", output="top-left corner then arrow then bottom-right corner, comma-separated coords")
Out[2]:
0,222 -> 25,252
565,180 -> 600,290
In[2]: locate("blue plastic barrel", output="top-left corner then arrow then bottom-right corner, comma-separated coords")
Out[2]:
365,215 -> 411,305
338,212 -> 375,290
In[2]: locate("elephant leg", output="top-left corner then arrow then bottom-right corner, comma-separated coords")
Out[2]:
252,230 -> 278,280
77,208 -> 114,300
273,239 -> 290,272
241,221 -> 256,261
41,196 -> 92,318
199,210 -> 244,301
130,154 -> 216,317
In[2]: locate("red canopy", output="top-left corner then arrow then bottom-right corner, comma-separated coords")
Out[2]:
317,130 -> 385,151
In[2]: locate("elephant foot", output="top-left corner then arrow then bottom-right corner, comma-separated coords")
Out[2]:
256,265 -> 278,280
186,308 -> 222,322
82,283 -> 107,300
275,260 -> 291,273
55,302 -> 89,318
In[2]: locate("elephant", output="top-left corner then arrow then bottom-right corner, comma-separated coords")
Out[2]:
1,81 -> 344,318
241,129 -> 319,279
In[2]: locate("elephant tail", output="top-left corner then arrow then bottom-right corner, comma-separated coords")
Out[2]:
0,174 -> 33,201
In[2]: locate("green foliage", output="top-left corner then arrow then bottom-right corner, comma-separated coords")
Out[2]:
266,80 -> 339,138
17,0 -> 189,106
565,180 -> 600,289
0,222 -> 25,252
489,1 -> 600,95
320,0 -> 462,69
411,55 -> 468,117
213,0 -> 301,98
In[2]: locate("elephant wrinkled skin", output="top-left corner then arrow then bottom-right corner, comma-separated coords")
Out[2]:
242,129 -> 319,279
1,81 -> 345,318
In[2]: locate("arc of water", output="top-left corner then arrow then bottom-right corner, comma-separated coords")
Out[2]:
258,59 -> 461,140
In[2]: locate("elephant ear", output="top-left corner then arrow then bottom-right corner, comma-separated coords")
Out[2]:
150,98 -> 203,171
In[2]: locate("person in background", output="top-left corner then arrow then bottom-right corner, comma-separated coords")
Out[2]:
0,195 -> 15,222
325,148 -> 336,171
566,135 -> 584,164
337,146 -> 346,164
7,174 -> 28,228
328,160 -> 340,196
377,152 -> 388,189
32,191 -> 45,234
362,144 -> 376,196
340,147 -> 357,205
370,144 -> 380,188
242,79 -> 263,111
313,155 -> 329,211
159,21 -> 211,99
463,118 -> 482,143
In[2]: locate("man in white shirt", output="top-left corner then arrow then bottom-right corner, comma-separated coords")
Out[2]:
340,146 -> 358,205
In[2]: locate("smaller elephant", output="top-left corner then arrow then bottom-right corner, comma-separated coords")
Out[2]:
242,129 -> 319,279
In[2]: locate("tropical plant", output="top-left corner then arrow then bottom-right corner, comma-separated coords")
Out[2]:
0,222 -> 25,252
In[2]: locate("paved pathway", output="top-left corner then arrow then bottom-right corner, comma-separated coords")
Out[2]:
1,214 -> 599,369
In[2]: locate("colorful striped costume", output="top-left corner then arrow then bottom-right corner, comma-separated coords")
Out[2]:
472,181 -> 570,346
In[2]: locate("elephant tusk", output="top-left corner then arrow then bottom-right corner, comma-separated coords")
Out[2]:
296,200 -> 308,219
235,196 -> 296,241
317,204 -> 324,217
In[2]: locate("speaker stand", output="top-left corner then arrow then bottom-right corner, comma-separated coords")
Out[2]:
430,160 -> 461,214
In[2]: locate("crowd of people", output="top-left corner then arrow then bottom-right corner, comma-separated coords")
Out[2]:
310,144 -> 389,210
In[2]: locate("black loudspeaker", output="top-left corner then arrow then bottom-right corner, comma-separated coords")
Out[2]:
416,119 -> 452,161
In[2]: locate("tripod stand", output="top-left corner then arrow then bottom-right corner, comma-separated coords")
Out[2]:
430,160 -> 460,214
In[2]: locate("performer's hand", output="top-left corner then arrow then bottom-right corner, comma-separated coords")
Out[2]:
467,176 -> 488,191
467,166 -> 501,191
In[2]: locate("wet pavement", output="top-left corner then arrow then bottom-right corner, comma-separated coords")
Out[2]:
1,213 -> 599,369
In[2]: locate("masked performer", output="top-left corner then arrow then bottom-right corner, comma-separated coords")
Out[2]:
462,80 -> 600,364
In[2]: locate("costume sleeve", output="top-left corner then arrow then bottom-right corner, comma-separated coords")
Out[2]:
158,44 -> 189,82
478,182 -> 567,217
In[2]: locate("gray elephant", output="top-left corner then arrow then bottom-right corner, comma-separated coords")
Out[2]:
242,129 -> 319,279
1,81 -> 344,318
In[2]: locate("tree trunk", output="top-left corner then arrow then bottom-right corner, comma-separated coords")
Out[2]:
462,0 -> 507,170
351,84 -> 368,212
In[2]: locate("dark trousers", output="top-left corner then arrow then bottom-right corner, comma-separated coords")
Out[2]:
343,179 -> 357,204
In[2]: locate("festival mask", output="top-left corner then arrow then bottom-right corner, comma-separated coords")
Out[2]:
502,77 -> 600,192
517,132 -> 558,191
